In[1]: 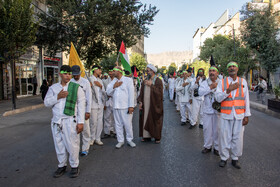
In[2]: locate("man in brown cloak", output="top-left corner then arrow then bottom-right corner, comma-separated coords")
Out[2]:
138,64 -> 163,144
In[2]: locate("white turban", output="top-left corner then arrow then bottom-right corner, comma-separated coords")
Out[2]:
147,64 -> 157,73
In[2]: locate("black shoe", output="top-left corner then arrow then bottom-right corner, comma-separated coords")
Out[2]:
102,134 -> 110,139
181,122 -> 186,126
189,125 -> 195,129
70,167 -> 80,178
53,166 -> 67,178
219,160 -> 227,167
199,124 -> 203,129
213,149 -> 219,156
201,148 -> 211,154
231,160 -> 241,169
113,133 -> 117,139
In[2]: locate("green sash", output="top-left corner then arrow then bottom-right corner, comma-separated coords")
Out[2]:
63,82 -> 79,116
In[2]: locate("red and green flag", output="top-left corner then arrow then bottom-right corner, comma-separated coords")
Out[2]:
119,41 -> 131,74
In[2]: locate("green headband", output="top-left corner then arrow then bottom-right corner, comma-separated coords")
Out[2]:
198,70 -> 203,73
104,73 -> 108,76
113,68 -> 123,73
109,70 -> 114,72
209,67 -> 219,72
227,62 -> 238,68
60,71 -> 72,74
182,71 -> 187,73
91,67 -> 99,73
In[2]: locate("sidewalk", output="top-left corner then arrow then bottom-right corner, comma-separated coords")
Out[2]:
249,91 -> 280,119
0,95 -> 44,117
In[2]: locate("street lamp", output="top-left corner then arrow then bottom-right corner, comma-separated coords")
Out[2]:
213,24 -> 236,58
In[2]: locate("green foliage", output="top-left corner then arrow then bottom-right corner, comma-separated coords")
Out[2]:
168,62 -> 177,75
130,53 -> 147,72
99,53 -> 118,72
240,2 -> 280,73
0,0 -> 38,60
200,35 -> 254,76
180,64 -> 188,71
190,60 -> 210,77
38,0 -> 159,68
157,66 -> 167,75
273,86 -> 280,99
106,1 -> 159,52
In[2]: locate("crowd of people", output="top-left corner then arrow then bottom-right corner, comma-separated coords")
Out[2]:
43,61 -> 251,178
167,61 -> 251,170
44,63 -> 163,178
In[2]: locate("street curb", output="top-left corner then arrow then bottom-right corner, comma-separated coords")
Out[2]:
2,104 -> 45,117
250,101 -> 280,119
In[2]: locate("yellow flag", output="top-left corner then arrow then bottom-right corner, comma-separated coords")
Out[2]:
69,42 -> 85,77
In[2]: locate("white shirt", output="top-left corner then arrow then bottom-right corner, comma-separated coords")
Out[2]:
190,77 -> 204,101
104,76 -> 114,107
44,82 -> 85,124
176,77 -> 193,103
103,77 -> 111,90
199,78 -> 219,114
258,79 -> 267,91
168,78 -> 176,89
106,76 -> 134,109
70,77 -> 92,113
215,76 -> 251,120
90,75 -> 105,109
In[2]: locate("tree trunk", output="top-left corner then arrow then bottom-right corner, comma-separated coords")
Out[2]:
10,56 -> 16,109
0,60 -> 3,100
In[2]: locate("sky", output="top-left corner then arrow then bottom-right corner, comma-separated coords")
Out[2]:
140,0 -> 249,54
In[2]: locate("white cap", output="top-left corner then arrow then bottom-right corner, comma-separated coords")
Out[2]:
147,64 -> 157,73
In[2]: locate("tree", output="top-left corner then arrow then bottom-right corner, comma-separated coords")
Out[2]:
99,53 -> 118,72
200,35 -> 254,76
130,53 -> 147,72
157,66 -> 167,75
38,0 -> 159,68
180,64 -> 188,71
168,62 -> 177,76
190,60 -> 210,77
240,2 -> 280,84
106,1 -> 159,52
0,0 -> 38,107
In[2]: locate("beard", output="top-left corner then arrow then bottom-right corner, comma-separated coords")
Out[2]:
147,74 -> 152,80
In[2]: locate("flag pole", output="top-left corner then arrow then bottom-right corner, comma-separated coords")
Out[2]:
116,52 -> 119,66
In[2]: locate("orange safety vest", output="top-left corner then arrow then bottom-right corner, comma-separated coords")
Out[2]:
221,77 -> 245,114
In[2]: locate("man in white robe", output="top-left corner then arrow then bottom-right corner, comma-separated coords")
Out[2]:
106,66 -> 136,149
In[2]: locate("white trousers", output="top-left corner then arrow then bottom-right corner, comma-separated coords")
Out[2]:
219,118 -> 244,161
180,102 -> 192,123
113,109 -> 133,143
51,118 -> 80,168
175,94 -> 180,110
169,88 -> 174,100
191,98 -> 204,126
202,113 -> 219,150
103,106 -> 115,135
81,119 -> 90,152
90,108 -> 104,142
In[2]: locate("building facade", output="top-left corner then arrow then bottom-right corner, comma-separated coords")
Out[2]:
192,10 -> 230,62
0,0 -> 63,100
127,35 -> 145,58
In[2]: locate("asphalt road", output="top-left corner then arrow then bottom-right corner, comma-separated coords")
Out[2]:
0,92 -> 279,187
